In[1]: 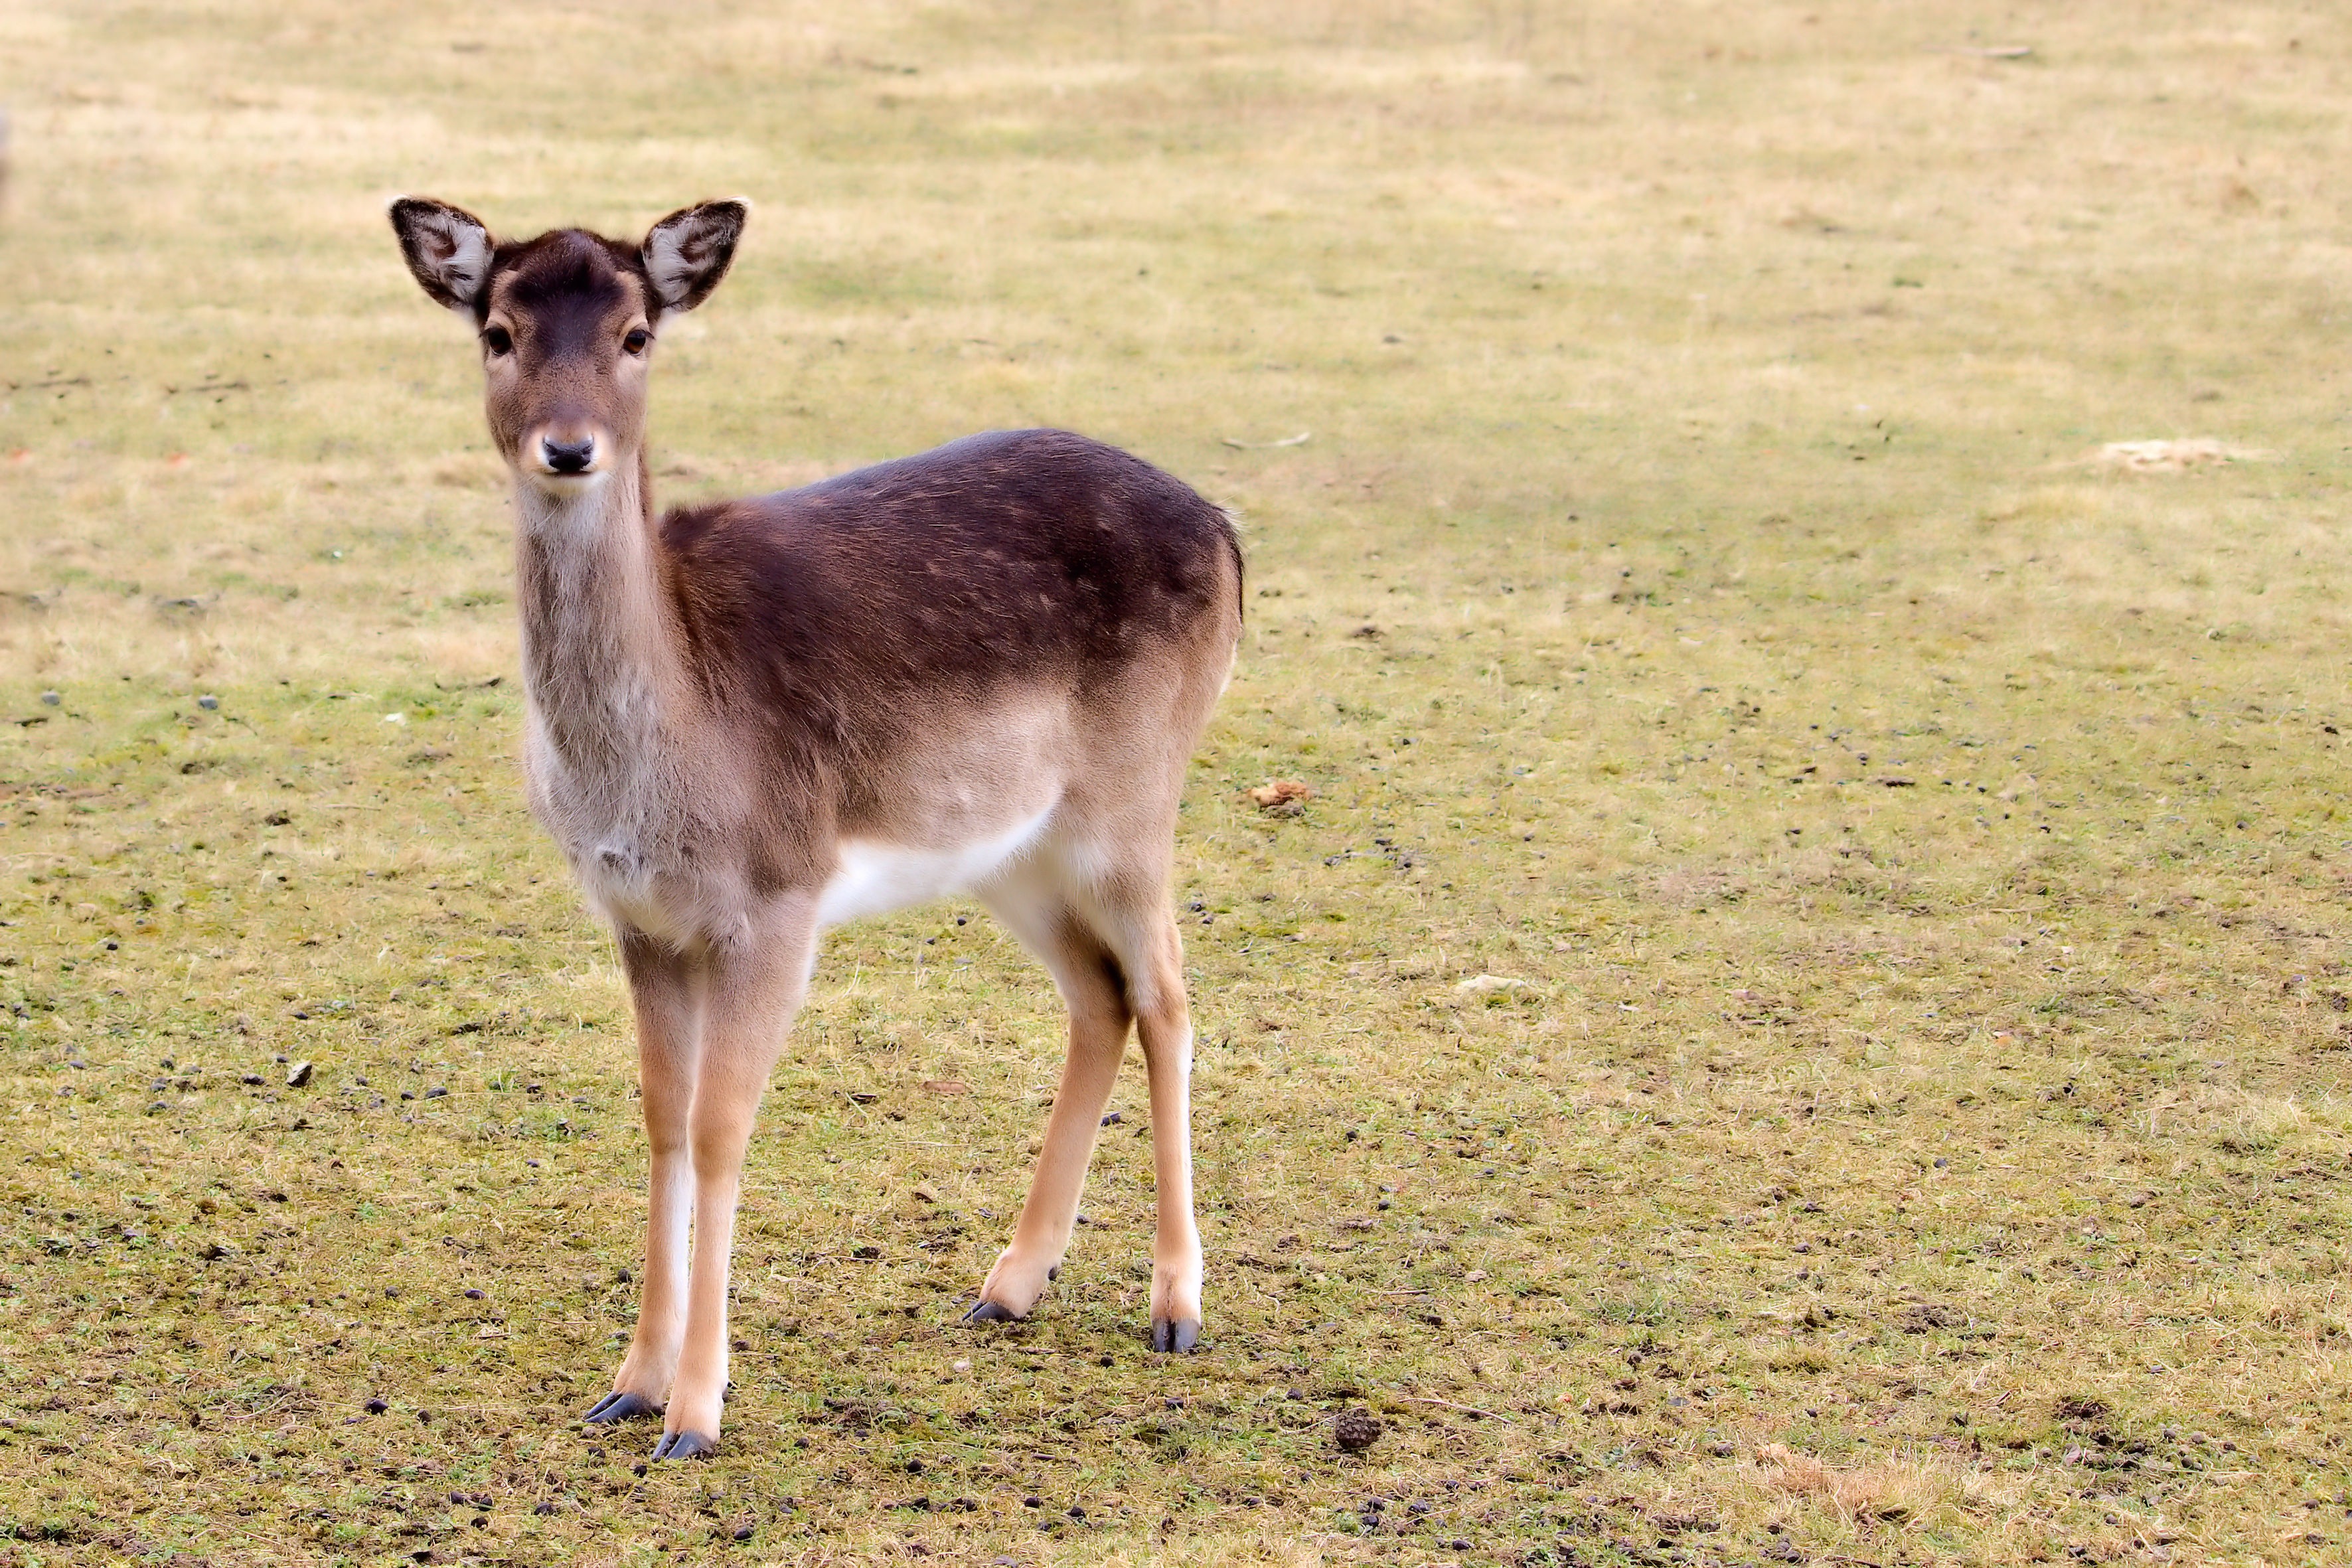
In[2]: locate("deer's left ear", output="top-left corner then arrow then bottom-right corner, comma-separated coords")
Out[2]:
643,200 -> 749,317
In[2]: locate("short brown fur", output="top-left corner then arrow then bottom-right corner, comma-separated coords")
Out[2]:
390,197 -> 1240,1460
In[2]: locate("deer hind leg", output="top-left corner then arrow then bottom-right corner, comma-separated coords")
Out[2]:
651,900 -> 816,1461
1110,907 -> 1204,1353
967,895 -> 1131,1324
586,929 -> 704,1427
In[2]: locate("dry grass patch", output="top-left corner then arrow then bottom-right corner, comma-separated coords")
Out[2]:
2094,438 -> 2277,475
1751,1440 -> 1960,1529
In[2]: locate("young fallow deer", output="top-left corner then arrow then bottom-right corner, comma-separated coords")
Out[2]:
390,198 -> 1241,1460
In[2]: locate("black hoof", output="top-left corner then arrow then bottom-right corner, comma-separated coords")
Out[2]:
1151,1318 -> 1201,1354
651,1429 -> 718,1462
584,1391 -> 662,1425
963,1300 -> 1020,1326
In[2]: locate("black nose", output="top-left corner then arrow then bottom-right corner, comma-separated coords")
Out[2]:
542,437 -> 595,474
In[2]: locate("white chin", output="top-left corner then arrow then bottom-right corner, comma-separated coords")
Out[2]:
526,468 -> 608,497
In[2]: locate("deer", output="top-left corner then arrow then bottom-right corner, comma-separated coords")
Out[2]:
389,197 -> 1241,1460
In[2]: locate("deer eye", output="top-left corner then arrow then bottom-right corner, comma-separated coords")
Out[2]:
622,327 -> 651,356
482,325 -> 513,356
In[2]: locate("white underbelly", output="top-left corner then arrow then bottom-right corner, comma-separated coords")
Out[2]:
815,807 -> 1053,929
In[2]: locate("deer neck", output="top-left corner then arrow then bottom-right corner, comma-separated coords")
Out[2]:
510,454 -> 689,777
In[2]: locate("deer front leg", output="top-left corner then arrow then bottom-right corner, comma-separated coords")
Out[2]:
586,930 -> 702,1427
653,902 -> 815,1460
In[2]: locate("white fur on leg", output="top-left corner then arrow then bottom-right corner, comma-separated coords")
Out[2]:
1152,1249 -> 1204,1330
612,1149 -> 693,1400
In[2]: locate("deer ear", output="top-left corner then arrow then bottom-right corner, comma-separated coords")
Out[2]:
643,200 -> 748,315
390,198 -> 495,315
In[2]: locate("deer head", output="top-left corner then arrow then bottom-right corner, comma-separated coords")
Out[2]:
390,198 -> 747,495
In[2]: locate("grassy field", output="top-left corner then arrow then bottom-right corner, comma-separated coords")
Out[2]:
5,1 -> 2352,1563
